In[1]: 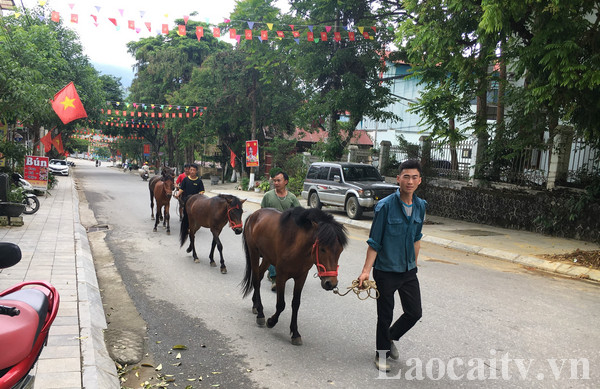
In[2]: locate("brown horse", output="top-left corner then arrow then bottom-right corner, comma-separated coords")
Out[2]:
149,167 -> 175,220
152,173 -> 174,234
241,207 -> 348,345
179,194 -> 246,274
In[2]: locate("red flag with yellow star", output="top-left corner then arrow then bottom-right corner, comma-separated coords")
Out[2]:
50,82 -> 87,124
51,133 -> 65,155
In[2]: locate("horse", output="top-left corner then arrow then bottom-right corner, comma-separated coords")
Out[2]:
241,207 -> 348,345
149,167 -> 175,220
179,194 -> 246,274
152,172 -> 175,234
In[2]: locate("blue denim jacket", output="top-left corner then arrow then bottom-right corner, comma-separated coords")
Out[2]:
366,190 -> 427,273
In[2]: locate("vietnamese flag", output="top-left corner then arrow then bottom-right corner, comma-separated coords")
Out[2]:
40,131 -> 53,153
51,133 -> 65,154
230,148 -> 236,168
50,82 -> 87,124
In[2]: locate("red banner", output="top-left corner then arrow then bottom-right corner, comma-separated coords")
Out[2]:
246,140 -> 259,167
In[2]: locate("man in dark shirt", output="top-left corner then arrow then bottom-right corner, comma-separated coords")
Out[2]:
175,163 -> 205,204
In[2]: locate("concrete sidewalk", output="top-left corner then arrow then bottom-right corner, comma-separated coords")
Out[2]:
1,170 -> 598,389
0,173 -> 119,389
209,180 -> 600,282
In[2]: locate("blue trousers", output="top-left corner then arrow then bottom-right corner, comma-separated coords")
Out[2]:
268,264 -> 276,279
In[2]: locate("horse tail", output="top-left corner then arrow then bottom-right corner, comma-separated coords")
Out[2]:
179,202 -> 189,247
241,216 -> 254,298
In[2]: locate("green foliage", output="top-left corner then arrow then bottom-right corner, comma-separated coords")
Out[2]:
240,177 -> 250,191
47,173 -> 57,189
7,186 -> 25,203
0,139 -> 27,172
258,180 -> 271,192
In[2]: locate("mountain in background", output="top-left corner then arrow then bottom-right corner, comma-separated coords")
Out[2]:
93,62 -> 135,92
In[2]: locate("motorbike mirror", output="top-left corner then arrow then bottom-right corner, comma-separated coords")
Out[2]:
0,242 -> 22,269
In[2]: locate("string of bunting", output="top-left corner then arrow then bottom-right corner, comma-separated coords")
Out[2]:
16,1 -> 388,44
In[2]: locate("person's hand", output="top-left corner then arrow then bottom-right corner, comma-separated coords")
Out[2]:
357,272 -> 370,289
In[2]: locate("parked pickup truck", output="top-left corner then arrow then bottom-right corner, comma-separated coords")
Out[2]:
301,162 -> 398,219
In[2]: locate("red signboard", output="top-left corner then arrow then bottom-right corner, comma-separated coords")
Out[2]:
24,156 -> 49,190
246,140 -> 259,167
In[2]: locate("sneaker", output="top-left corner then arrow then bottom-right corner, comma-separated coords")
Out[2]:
389,341 -> 399,360
374,356 -> 391,372
270,278 -> 276,292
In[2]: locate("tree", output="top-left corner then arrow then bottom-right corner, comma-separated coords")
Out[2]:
287,0 -> 398,160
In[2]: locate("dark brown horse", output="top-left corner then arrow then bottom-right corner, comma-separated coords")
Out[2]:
241,207 -> 348,345
149,167 -> 175,220
152,173 -> 174,234
179,194 -> 246,274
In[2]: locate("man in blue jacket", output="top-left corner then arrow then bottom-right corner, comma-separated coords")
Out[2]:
358,159 -> 426,372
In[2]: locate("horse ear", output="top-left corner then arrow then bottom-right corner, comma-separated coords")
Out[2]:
311,221 -> 319,229
240,199 -> 246,204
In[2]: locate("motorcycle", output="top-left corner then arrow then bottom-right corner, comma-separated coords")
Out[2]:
11,174 -> 40,215
140,168 -> 149,181
0,242 -> 60,389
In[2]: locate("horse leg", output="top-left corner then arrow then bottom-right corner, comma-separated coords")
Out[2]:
289,273 -> 309,346
208,238 -> 218,267
267,269 -> 289,329
153,204 -> 160,232
165,202 -> 170,234
189,231 -> 199,263
252,254 -> 266,326
150,192 -> 155,220
211,232 -> 227,274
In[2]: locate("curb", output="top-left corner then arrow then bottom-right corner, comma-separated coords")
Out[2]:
71,182 -> 120,388
211,188 -> 600,284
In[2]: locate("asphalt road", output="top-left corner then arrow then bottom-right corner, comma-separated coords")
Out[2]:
77,161 -> 600,388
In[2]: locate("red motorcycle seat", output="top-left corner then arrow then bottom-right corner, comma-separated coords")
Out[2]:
0,300 -> 39,370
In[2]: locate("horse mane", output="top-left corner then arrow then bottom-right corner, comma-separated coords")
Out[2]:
281,207 -> 348,248
218,194 -> 243,208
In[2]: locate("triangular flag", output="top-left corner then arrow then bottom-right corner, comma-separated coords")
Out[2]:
39,1 -> 47,5
140,11 -> 146,19
371,26 -> 377,32
50,82 -> 87,124
325,26 -> 331,33
40,131 -> 53,153
109,18 -> 117,27
95,6 -> 101,13
184,15 -> 189,24
247,21 -> 254,29
289,24 -> 294,30
118,9 -> 124,17
358,26 -> 364,34
308,25 -> 313,32
68,3 -> 74,9
267,23 -> 273,30
145,22 -> 151,32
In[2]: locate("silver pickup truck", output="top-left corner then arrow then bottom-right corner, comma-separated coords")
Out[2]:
301,162 -> 398,219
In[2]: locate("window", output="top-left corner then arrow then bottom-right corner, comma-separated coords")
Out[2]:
306,166 -> 319,179
317,167 -> 330,180
329,167 -> 341,181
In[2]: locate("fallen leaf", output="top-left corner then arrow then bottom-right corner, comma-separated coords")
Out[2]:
172,345 -> 188,350
212,372 -> 222,375
155,364 -> 163,371
141,363 -> 154,368
171,362 -> 182,366
176,353 -> 182,359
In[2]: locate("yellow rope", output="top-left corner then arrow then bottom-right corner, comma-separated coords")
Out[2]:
333,279 -> 379,300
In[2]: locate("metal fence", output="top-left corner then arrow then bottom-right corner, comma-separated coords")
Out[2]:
425,139 -> 474,181
566,139 -> 600,186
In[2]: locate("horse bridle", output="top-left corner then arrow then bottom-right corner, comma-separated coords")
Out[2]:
226,204 -> 243,229
312,239 -> 339,277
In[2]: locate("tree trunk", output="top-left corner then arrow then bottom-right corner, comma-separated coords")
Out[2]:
449,118 -> 458,171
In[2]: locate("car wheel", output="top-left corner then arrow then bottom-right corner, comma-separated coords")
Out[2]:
308,191 -> 322,209
346,196 -> 363,219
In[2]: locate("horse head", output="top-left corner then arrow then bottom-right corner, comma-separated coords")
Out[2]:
161,174 -> 174,197
219,194 -> 246,235
288,208 -> 348,291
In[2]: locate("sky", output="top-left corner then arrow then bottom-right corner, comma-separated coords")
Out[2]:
16,0 -> 290,87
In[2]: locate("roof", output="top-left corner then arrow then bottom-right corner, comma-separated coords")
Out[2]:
290,128 -> 373,146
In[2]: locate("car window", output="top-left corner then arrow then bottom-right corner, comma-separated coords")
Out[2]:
306,166 -> 319,179
317,167 -> 330,180
342,166 -> 382,181
329,167 -> 341,181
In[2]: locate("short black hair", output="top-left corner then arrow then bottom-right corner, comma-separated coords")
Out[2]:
399,160 -> 422,176
189,163 -> 199,171
184,163 -> 191,168
274,171 -> 289,181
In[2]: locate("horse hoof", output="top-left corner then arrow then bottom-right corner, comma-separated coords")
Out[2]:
153,228 -> 157,232
186,247 -> 192,253
252,307 -> 258,314
194,258 -> 200,263
291,337 -> 303,346
266,318 -> 276,328
151,216 -> 155,220
166,230 -> 170,235
220,267 -> 227,274
210,262 -> 217,267
256,317 -> 266,327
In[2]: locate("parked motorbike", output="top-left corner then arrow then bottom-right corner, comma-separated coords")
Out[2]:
0,242 -> 60,389
11,174 -> 40,215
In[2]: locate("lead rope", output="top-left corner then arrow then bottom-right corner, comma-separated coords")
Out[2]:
333,279 -> 379,300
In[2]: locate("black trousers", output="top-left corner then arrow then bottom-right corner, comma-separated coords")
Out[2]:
373,267 -> 422,358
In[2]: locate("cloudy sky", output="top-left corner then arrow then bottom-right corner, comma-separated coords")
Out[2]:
17,0 -> 289,87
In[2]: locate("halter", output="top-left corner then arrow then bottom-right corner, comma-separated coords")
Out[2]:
312,239 -> 339,277
226,204 -> 243,229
